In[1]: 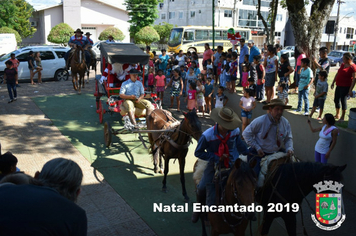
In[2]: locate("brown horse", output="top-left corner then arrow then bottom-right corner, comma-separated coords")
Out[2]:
70,46 -> 86,94
193,158 -> 257,236
86,55 -> 97,84
147,108 -> 202,201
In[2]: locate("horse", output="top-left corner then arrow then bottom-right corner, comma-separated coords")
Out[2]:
257,161 -> 346,236
70,46 -> 86,94
86,55 -> 97,84
147,108 -> 202,201
193,158 -> 257,236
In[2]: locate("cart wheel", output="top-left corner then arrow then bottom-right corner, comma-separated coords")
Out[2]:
104,122 -> 112,147
97,100 -> 105,124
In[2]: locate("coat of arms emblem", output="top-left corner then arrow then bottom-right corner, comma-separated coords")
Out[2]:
311,180 -> 346,230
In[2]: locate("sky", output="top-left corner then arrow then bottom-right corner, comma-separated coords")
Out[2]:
26,0 -> 356,19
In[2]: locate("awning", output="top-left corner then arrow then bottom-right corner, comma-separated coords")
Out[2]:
100,43 -> 150,65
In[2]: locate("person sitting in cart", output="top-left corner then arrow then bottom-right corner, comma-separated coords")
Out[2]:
120,69 -> 153,128
64,28 -> 91,70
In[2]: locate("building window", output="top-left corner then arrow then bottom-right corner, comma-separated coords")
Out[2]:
340,27 -> 342,33
179,12 -> 184,19
224,10 -> 232,17
161,14 -> 166,20
346,28 -> 354,39
169,0 -> 174,2
190,11 -> 195,18
243,0 -> 271,7
169,12 -> 175,19
275,32 -> 281,37
344,28 -> 346,34
159,3 -> 164,9
276,14 -> 282,21
239,9 -> 269,28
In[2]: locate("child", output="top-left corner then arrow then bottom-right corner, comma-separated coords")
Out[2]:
310,70 -> 328,120
180,65 -> 187,96
207,68 -> 214,84
254,55 -> 265,101
172,60 -> 179,70
167,69 -> 183,111
206,59 -> 213,70
204,78 -> 214,114
185,67 -> 197,96
196,79 -> 206,116
147,67 -> 155,93
241,64 -> 249,88
295,58 -> 314,116
165,64 -> 172,85
3,60 -> 18,103
263,45 -> 278,104
278,53 -> 294,92
201,65 -> 207,81
215,86 -> 228,108
34,52 -> 43,84
216,57 -> 223,86
185,82 -> 197,111
229,52 -> 238,93
248,77 -> 256,98
277,82 -> 289,105
224,54 -> 232,92
239,88 -> 256,133
192,61 -> 201,76
186,57 -> 192,68
155,69 -> 166,103
244,54 -> 250,71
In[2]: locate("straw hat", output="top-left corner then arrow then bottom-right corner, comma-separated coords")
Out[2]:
262,99 -> 292,110
74,28 -> 83,34
210,107 -> 241,130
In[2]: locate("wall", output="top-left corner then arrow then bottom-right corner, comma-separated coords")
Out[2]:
63,0 -> 81,30
44,6 -> 63,45
233,93 -> 356,196
81,0 -> 130,42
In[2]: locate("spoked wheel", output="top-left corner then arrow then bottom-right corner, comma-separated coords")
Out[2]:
104,122 -> 112,147
96,100 -> 105,124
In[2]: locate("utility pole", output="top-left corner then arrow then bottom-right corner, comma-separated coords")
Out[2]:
213,0 -> 215,48
333,0 -> 345,50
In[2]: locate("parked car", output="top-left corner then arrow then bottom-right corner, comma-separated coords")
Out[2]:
284,46 -> 295,51
0,46 -> 70,83
280,49 -> 295,68
328,50 -> 349,67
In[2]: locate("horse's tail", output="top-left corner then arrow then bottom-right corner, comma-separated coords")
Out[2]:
193,159 -> 208,186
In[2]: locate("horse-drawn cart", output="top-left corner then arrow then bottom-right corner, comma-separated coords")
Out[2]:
93,42 -> 161,147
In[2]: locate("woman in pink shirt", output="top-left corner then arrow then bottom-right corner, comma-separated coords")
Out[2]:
202,43 -> 213,67
154,69 -> 166,103
294,47 -> 306,92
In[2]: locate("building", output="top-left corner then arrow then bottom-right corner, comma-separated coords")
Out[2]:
321,16 -> 356,52
155,0 -> 288,48
23,0 -> 130,45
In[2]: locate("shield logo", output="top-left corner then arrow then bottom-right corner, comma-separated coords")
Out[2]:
315,193 -> 342,225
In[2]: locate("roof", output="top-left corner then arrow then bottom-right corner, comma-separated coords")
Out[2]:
100,43 -> 149,65
33,3 -> 63,11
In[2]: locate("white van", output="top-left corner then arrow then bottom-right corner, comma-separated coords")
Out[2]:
0,34 -> 17,57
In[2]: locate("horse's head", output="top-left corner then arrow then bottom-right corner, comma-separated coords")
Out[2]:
321,164 -> 347,183
182,108 -> 202,141
227,158 -> 257,221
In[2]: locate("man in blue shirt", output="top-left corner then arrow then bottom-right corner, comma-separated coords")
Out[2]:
85,32 -> 96,61
120,69 -> 153,127
239,38 -> 249,86
64,28 -> 91,70
191,107 -> 249,223
248,40 -> 261,64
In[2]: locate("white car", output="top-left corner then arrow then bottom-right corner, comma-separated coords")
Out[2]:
0,46 -> 70,83
284,46 -> 295,51
280,50 -> 295,68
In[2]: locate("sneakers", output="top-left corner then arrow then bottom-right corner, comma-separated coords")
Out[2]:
304,112 -> 309,116
8,99 -> 13,103
14,97 -> 17,101
294,109 -> 301,113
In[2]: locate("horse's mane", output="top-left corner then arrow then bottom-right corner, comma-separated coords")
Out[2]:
185,111 -> 200,126
230,161 -> 256,186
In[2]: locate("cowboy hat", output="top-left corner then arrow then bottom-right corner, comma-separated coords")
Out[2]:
74,29 -> 83,34
129,69 -> 141,75
210,107 -> 241,130
85,32 -> 92,36
262,98 -> 292,110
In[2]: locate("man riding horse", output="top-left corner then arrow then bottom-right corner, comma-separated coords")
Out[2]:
242,99 -> 294,175
85,32 -> 96,61
64,29 -> 91,70
192,107 -> 249,223
119,69 -> 153,128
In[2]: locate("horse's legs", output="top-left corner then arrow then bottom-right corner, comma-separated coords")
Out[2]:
178,157 -> 189,202
260,211 -> 274,236
159,155 -> 164,174
162,158 -> 169,192
282,213 -> 297,236
200,215 -> 208,236
72,75 -> 77,91
153,147 -> 160,173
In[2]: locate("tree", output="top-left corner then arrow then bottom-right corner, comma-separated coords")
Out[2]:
0,27 -> 22,43
153,22 -> 174,44
135,26 -> 160,46
285,0 -> 336,59
98,27 -> 125,41
0,0 -> 36,38
125,0 -> 162,39
257,0 -> 279,45
47,23 -> 74,46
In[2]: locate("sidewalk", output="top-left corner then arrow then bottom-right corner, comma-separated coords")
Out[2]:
0,80 -> 156,236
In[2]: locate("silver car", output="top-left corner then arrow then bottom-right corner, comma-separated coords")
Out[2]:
280,50 -> 295,68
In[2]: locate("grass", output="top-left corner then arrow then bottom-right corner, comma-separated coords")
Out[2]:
236,70 -> 356,129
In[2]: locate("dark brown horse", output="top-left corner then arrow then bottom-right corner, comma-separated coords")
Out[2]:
70,46 -> 86,94
86,54 -> 96,84
147,108 -> 202,201
193,158 -> 257,236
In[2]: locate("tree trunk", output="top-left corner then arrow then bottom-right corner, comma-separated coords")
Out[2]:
286,0 -> 336,67
257,0 -> 270,43
269,0 -> 279,45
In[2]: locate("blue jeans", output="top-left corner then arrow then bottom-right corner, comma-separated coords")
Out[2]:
297,89 -> 309,112
256,84 -> 265,100
197,161 -> 215,192
7,83 -> 17,100
247,148 -> 285,176
239,63 -> 243,84
294,66 -> 301,87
